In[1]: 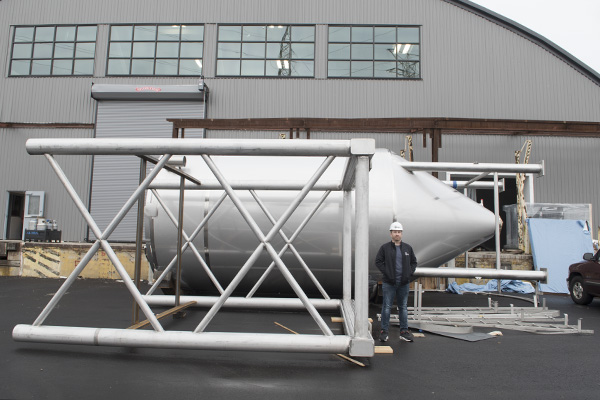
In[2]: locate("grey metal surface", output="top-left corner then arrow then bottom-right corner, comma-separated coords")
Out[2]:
1,0 -> 599,124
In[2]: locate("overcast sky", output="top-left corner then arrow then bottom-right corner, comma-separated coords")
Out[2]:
469,0 -> 600,74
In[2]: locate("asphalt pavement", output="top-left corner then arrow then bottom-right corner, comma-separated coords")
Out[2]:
1,276 -> 599,400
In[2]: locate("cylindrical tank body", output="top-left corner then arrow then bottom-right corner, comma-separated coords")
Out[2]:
145,149 -> 496,296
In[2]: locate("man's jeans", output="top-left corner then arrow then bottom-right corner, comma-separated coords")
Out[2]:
380,281 -> 410,332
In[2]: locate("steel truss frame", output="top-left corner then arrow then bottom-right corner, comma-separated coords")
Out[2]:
14,138 -> 376,357
381,283 -> 593,335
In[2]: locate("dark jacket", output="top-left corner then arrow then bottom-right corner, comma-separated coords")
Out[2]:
375,241 -> 418,285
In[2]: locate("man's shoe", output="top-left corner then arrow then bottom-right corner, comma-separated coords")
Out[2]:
399,330 -> 414,342
379,330 -> 389,342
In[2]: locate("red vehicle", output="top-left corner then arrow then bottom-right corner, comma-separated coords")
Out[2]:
567,249 -> 600,305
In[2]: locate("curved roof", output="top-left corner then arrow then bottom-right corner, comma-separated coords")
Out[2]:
449,0 -> 600,86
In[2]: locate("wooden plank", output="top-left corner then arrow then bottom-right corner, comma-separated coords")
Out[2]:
127,301 -> 196,330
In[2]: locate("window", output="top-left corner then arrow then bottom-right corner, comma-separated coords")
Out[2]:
217,24 -> 314,77
328,26 -> 420,78
9,25 -> 97,76
107,24 -> 203,76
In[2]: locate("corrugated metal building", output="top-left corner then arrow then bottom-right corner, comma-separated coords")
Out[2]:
1,0 -> 599,244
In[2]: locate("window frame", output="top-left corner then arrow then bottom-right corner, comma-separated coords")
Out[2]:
327,24 -> 421,80
216,23 -> 316,78
9,24 -> 98,77
106,23 -> 204,77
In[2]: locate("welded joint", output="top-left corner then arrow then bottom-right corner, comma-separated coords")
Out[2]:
350,138 -> 376,156
349,337 -> 375,357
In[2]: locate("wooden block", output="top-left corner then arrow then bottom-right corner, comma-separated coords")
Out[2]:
375,346 -> 394,354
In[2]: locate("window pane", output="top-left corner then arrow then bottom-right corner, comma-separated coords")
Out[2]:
132,42 -> 155,58
351,61 -> 373,77
266,59 -> 287,76
267,43 -> 286,58
109,42 -> 131,57
107,59 -> 130,75
10,60 -> 30,75
242,42 -> 265,58
397,61 -> 420,78
77,26 -> 97,41
397,27 -> 419,42
179,59 -> 203,75
180,42 -> 203,57
328,61 -> 350,77
352,27 -> 373,43
181,25 -> 203,41
217,59 -> 240,75
52,60 -> 73,75
291,43 -> 313,59
374,44 -> 396,60
156,42 -> 179,58
75,42 -> 95,58
290,60 -> 313,76
328,43 -> 350,60
218,42 -> 241,58
155,59 -> 178,75
267,26 -> 288,42
374,27 -> 396,43
56,26 -> 76,42
292,26 -> 314,42
374,61 -> 397,77
14,27 -> 34,42
329,26 -> 349,42
31,59 -> 51,75
134,25 -> 157,41
241,60 -> 264,75
33,43 -> 53,58
158,25 -> 180,41
54,43 -> 74,58
219,25 -> 241,41
243,26 -> 265,41
35,27 -> 55,42
12,43 -> 32,58
351,44 -> 372,60
131,59 -> 154,74
73,59 -> 94,75
111,26 -> 132,41
397,44 -> 419,61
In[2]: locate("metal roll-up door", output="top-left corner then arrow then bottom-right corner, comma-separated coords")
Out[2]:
91,100 -> 204,241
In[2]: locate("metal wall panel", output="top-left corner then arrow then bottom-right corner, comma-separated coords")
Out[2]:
0,128 -> 92,241
92,100 -> 204,241
0,0 -> 598,124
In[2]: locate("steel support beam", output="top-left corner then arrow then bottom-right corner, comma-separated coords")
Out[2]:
13,325 -> 351,353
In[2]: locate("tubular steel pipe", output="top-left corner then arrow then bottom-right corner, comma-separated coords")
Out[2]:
402,161 -> 544,175
413,267 -> 547,282
342,190 -> 352,303
143,296 -> 341,311
149,180 -> 342,191
26,138 -> 353,157
353,156 -> 370,339
13,325 -> 351,354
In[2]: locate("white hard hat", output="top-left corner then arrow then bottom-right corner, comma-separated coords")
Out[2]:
389,222 -> 403,231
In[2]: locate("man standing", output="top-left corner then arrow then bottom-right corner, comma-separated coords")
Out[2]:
375,221 -> 418,342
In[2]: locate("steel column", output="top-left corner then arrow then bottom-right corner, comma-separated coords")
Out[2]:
353,156 -> 369,339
